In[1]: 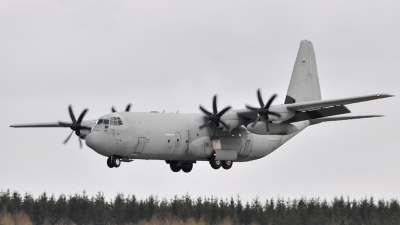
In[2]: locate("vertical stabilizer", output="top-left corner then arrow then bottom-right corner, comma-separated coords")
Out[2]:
285,40 -> 322,104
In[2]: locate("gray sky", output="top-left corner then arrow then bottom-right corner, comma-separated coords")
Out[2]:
1,0 -> 399,202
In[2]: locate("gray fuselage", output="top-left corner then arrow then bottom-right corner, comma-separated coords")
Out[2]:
85,111 -> 309,162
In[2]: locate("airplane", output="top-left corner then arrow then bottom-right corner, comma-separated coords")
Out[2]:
10,40 -> 394,173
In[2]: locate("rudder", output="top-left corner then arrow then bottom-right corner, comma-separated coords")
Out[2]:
285,40 -> 322,104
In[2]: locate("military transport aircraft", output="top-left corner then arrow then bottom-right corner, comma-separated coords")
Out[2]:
10,40 -> 394,173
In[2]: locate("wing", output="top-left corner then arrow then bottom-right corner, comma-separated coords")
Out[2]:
10,120 -> 96,128
285,94 -> 393,111
10,122 -> 65,128
309,115 -> 383,125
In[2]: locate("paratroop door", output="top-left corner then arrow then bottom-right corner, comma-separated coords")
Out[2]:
134,137 -> 146,153
242,133 -> 252,156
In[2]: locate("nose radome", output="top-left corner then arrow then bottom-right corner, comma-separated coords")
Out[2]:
85,132 -> 109,157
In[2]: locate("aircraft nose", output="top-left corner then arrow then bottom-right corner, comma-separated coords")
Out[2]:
85,132 -> 109,156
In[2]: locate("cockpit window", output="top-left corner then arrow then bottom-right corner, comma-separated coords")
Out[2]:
96,119 -> 104,125
103,119 -> 109,125
109,117 -> 123,126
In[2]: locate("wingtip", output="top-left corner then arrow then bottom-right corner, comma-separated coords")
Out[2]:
377,94 -> 395,98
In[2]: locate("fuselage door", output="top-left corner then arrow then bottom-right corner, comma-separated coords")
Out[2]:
134,137 -> 146,153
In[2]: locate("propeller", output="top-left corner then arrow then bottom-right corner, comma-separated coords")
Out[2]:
246,89 -> 281,132
59,105 -> 91,149
111,103 -> 132,113
199,95 -> 232,133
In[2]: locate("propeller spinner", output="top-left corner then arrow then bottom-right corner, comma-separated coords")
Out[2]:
246,89 -> 281,132
199,95 -> 231,130
59,105 -> 91,149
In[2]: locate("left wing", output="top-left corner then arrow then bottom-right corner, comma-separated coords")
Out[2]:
10,122 -> 64,128
309,115 -> 383,125
285,94 -> 393,111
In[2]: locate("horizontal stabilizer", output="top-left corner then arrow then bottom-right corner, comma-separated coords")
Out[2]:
286,94 -> 393,111
310,115 -> 383,125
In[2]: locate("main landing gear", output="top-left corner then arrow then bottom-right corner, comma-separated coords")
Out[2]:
210,160 -> 233,170
107,156 -> 121,168
166,160 -> 194,173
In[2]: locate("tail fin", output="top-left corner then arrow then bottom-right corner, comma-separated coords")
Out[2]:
285,40 -> 322,104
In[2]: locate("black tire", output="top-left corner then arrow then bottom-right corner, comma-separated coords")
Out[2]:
112,157 -> 121,168
210,160 -> 222,169
222,160 -> 233,170
170,161 -> 181,172
107,157 -> 113,168
182,164 -> 193,173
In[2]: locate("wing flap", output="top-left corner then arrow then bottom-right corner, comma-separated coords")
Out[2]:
286,94 -> 393,111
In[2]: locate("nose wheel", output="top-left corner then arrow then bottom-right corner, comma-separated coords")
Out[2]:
107,156 -> 121,168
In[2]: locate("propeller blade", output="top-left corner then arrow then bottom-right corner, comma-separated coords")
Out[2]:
68,105 -> 76,123
199,121 -> 211,129
125,104 -> 132,112
246,105 -> 259,111
111,106 -> 117,113
212,95 -> 218,114
63,131 -> 74,144
212,127 -> 217,138
199,105 -> 212,116
219,120 -> 230,130
268,111 -> 281,118
257,89 -> 264,108
78,137 -> 83,149
251,117 -> 260,127
217,106 -> 232,117
76,109 -> 88,124
265,94 -> 277,109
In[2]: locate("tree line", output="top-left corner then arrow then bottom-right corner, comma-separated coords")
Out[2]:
1,189 -> 400,225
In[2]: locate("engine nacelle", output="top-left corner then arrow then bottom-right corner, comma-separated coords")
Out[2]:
220,111 -> 245,130
247,122 -> 299,135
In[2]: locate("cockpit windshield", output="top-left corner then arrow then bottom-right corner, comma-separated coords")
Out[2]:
96,119 -> 110,125
96,118 -> 122,126
110,117 -> 123,126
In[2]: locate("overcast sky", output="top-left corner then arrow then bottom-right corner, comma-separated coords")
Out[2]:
1,0 -> 399,203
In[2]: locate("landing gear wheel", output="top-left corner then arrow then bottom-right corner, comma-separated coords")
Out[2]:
222,160 -> 233,170
107,157 -> 113,168
112,157 -> 121,168
182,164 -> 193,173
210,160 -> 222,169
170,161 -> 181,172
